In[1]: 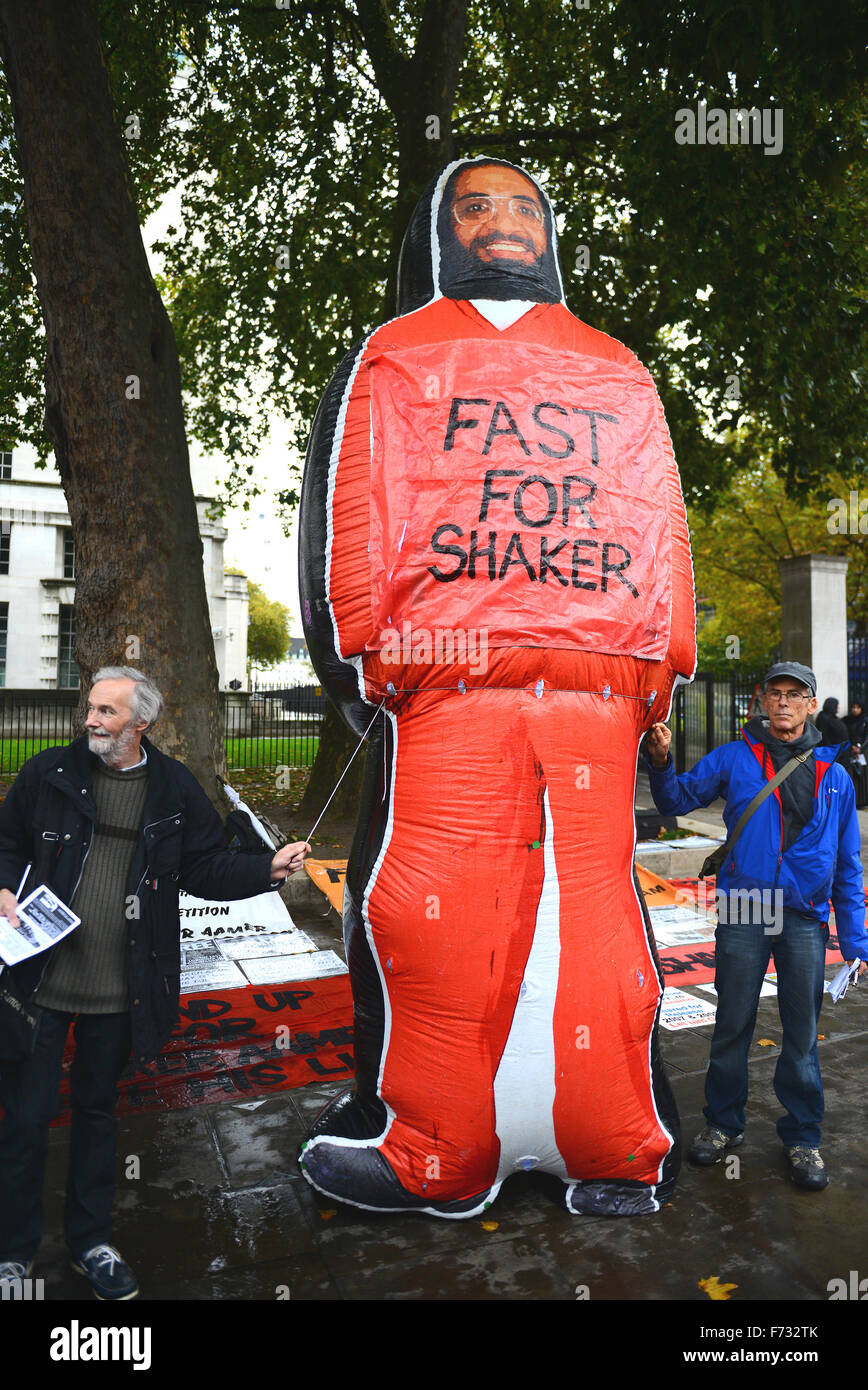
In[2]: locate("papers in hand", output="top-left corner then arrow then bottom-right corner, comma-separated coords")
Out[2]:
824,958 -> 863,1004
0,885 -> 80,967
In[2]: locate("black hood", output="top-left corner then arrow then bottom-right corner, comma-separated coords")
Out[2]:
396,157 -> 566,314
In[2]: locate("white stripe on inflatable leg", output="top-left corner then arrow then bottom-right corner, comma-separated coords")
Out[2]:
300,707 -> 399,1167
492,787 -> 569,1183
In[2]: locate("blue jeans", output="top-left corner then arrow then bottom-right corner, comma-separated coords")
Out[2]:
0,1007 -> 132,1263
703,910 -> 828,1147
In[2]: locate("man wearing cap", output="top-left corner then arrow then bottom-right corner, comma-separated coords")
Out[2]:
645,661 -> 868,1191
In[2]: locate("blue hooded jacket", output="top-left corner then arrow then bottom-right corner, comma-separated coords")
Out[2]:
647,721 -> 868,961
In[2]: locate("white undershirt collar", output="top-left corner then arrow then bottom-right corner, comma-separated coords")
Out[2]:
114,748 -> 148,772
469,298 -> 537,331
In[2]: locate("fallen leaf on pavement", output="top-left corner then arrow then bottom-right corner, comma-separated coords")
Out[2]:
699,1275 -> 738,1300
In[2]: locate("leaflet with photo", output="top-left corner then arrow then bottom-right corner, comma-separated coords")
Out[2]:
0,884 -> 80,967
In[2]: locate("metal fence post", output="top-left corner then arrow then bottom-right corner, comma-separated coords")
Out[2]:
704,672 -> 715,758
674,684 -> 686,774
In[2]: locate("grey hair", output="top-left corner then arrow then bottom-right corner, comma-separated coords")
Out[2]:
91,666 -> 164,731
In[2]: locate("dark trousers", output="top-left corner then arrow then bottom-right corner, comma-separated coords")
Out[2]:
0,1007 -> 132,1263
703,911 -> 828,1147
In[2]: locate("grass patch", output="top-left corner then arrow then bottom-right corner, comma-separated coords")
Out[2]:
0,734 -> 319,779
0,738 -> 65,776
224,735 -> 319,770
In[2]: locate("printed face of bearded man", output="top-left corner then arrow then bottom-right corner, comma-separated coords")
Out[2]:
439,163 -> 553,296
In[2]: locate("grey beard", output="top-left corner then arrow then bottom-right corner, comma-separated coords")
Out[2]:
87,723 -> 140,768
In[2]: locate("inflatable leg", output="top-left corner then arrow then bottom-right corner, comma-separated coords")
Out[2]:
301,693 -> 546,1213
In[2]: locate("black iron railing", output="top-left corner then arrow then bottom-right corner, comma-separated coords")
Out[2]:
671,669 -> 765,774
0,684 -> 325,777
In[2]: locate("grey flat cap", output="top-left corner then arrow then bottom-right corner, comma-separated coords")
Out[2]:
763,661 -> 817,695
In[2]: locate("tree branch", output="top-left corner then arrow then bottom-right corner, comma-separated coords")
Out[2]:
454,122 -> 625,143
700,554 -> 781,600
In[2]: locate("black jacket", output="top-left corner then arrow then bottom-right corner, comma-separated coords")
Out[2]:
816,701 -> 851,766
0,734 -> 275,1062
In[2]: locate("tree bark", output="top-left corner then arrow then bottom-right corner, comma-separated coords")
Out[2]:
356,0 -> 468,311
297,697 -> 363,827
0,0 -> 226,803
298,0 -> 468,824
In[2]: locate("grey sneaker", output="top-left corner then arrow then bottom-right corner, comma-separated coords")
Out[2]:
785,1145 -> 828,1191
689,1125 -> 744,1166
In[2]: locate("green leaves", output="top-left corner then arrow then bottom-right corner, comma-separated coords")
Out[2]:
1,0 -> 865,515
247,579 -> 291,670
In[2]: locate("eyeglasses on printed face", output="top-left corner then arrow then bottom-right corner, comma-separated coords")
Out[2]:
764,689 -> 811,704
452,193 -> 544,226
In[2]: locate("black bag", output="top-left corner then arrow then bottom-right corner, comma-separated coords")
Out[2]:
224,807 -> 286,854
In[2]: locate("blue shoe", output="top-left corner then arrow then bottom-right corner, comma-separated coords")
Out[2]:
71,1244 -> 139,1300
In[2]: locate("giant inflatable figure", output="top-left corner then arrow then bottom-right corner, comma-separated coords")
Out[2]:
298,159 -> 696,1216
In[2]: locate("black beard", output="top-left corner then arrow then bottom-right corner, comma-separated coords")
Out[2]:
439,228 -> 555,304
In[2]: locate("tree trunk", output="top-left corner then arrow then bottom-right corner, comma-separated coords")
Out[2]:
298,0 -> 468,823
0,0 -> 226,803
298,697 -> 364,825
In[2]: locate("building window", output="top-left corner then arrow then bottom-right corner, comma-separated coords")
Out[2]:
0,522 -> 9,575
0,452 -> 11,480
58,605 -> 79,689
0,602 -> 7,687
62,528 -> 76,580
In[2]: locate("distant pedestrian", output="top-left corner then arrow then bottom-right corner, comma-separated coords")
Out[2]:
844,698 -> 868,808
815,697 -> 851,771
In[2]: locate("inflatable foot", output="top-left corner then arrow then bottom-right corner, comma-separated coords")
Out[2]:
297,1095 -> 497,1217
300,1094 -> 501,1217
306,1086 -> 386,1142
300,1135 -> 499,1217
564,1179 -> 668,1217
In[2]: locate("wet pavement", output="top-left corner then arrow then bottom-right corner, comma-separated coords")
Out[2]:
9,774 -> 868,1357
32,973 -> 866,1306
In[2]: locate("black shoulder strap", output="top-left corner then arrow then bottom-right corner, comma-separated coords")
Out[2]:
699,750 -> 810,880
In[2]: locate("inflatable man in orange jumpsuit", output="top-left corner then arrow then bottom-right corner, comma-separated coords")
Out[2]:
298,158 -> 696,1216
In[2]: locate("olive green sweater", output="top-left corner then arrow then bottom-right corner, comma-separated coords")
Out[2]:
35,759 -> 148,1014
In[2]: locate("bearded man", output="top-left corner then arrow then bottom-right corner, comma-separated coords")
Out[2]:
0,666 -> 308,1297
